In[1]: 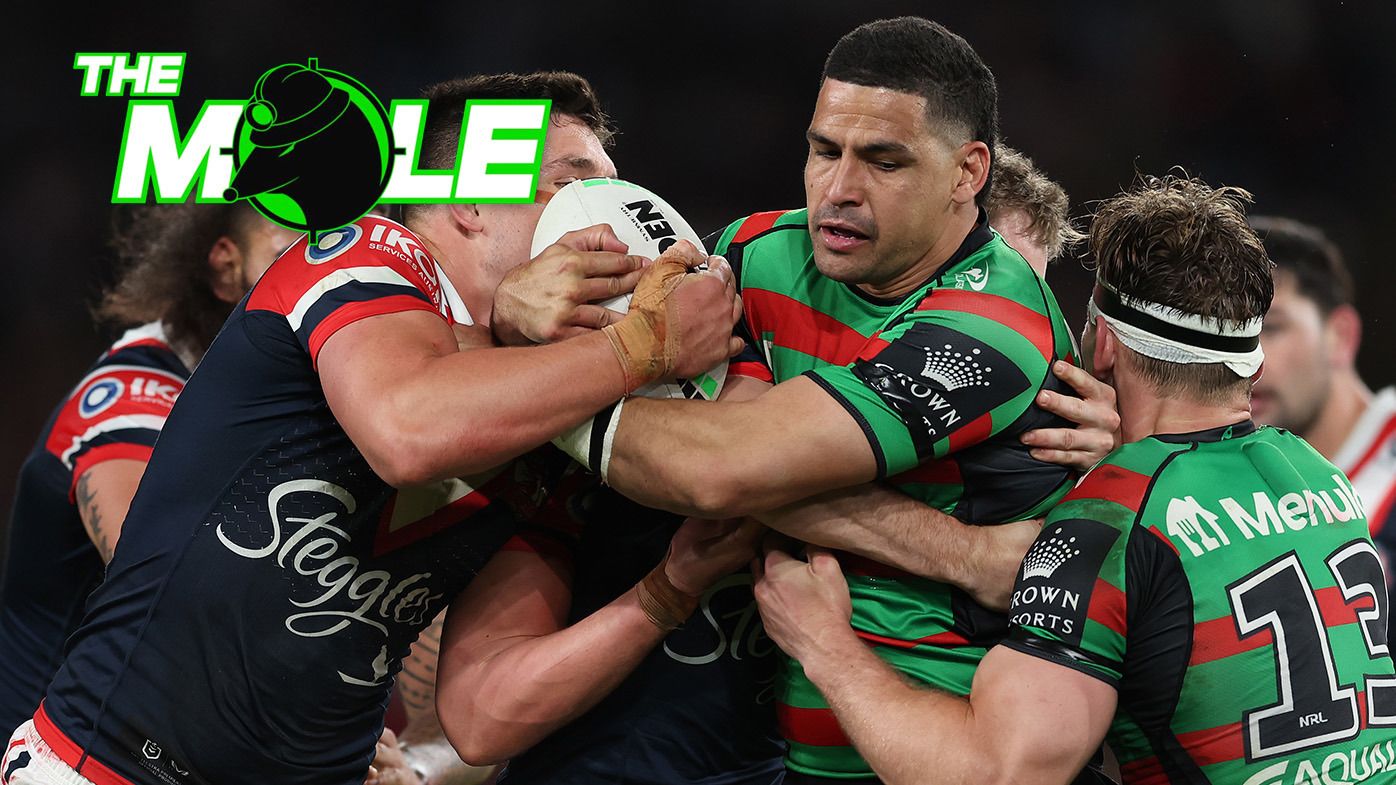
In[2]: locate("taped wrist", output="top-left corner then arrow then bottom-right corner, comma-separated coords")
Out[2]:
551,399 -> 624,480
637,552 -> 699,632
603,256 -> 689,392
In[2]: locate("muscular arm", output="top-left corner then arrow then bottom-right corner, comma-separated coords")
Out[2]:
755,549 -> 1116,785
434,547 -> 668,764
74,459 -> 146,563
807,638 -> 1114,785
379,614 -> 494,785
605,376 -> 877,517
757,487 -> 1036,611
320,309 -> 627,486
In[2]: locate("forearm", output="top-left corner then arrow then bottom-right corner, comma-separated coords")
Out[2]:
375,331 -> 627,483
438,586 -> 669,763
757,485 -> 985,584
606,379 -> 874,517
798,633 -> 987,785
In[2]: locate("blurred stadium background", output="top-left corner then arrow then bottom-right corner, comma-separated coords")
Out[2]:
6,0 -> 1394,518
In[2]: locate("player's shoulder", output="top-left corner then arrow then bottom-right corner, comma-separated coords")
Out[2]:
247,215 -> 444,316
1056,440 -> 1187,527
712,209 -> 807,254
98,322 -> 189,376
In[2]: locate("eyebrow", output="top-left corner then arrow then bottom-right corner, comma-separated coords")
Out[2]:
542,156 -> 600,174
807,130 -> 914,158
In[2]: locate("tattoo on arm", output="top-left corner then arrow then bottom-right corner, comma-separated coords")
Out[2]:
399,612 -> 446,738
75,472 -> 114,562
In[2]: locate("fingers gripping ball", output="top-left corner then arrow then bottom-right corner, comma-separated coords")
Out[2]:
531,178 -> 727,401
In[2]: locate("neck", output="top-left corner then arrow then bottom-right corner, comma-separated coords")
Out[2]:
856,204 -> 978,301
1115,373 -> 1251,444
415,229 -> 494,324
1302,369 -> 1372,459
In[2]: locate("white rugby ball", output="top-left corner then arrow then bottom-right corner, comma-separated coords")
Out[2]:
531,178 -> 727,401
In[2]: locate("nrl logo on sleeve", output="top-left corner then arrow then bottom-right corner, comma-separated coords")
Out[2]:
79,53 -> 552,242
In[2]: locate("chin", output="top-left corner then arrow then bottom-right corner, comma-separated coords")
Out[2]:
810,247 -> 867,283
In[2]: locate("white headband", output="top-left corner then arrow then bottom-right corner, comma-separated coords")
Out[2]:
1089,281 -> 1264,377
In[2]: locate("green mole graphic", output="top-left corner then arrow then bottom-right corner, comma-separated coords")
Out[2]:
225,59 -> 393,239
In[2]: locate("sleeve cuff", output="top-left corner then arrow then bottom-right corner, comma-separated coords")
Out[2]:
801,369 -> 886,479
1001,630 -> 1121,688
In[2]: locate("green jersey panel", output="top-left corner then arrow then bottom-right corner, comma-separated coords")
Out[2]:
1006,422 -> 1396,784
715,209 -> 1078,778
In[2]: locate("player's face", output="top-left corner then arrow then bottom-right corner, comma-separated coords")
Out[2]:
804,79 -> 967,288
239,220 -> 302,290
991,208 -> 1048,277
479,115 -> 617,284
1251,276 -> 1331,433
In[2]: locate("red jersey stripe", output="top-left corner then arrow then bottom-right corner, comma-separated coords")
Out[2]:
1190,586 -> 1360,666
306,296 -> 441,369
917,289 -> 1054,361
777,703 -> 851,747
1349,414 -> 1396,479
742,289 -> 871,366
890,459 -> 963,486
33,703 -> 137,785
947,412 -> 994,453
1178,721 -> 1245,767
69,443 -> 155,500
1087,577 -> 1128,637
728,361 -> 774,383
731,211 -> 789,244
1064,465 -> 1153,513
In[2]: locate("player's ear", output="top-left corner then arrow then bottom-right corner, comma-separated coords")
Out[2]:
1325,304 -> 1362,367
208,235 -> 245,304
447,203 -> 485,236
1092,317 -> 1117,380
952,140 -> 991,206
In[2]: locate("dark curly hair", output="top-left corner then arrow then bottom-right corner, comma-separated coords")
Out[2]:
98,202 -> 265,359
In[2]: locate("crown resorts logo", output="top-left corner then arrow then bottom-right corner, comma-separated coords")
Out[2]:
920,344 -> 992,391
1021,527 -> 1081,580
77,52 -> 551,239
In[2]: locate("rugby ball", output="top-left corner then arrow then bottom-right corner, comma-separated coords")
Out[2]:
531,178 -> 727,401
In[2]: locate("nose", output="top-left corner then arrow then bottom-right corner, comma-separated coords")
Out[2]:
824,156 -> 866,208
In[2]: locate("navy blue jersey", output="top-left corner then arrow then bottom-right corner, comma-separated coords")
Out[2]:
36,216 -> 552,785
500,469 -> 785,785
0,324 -> 189,733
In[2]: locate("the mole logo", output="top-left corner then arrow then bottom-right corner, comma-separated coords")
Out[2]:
79,53 -> 551,240
224,60 -> 393,236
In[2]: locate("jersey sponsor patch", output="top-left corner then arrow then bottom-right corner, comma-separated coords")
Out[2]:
78,379 -> 124,419
851,322 -> 1028,458
1010,517 -> 1121,646
304,224 -> 361,264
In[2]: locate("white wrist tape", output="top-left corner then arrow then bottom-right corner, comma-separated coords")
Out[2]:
551,398 -> 625,481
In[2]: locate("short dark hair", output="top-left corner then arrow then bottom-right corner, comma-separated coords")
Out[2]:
823,17 -> 998,206
417,71 -> 612,171
987,144 -> 1083,262
1247,215 -> 1352,315
98,202 -> 264,359
1090,174 -> 1274,401
405,71 -> 612,226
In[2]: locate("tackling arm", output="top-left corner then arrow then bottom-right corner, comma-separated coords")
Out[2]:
435,518 -> 758,764
754,548 -> 1116,785
604,376 -> 878,518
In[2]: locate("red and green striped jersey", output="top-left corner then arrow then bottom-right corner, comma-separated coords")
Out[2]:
1006,421 -> 1396,784
712,209 -> 1078,778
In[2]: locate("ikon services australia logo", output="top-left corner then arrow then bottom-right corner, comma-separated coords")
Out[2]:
76,52 -> 552,240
